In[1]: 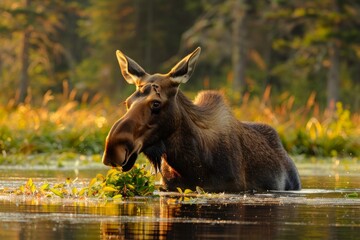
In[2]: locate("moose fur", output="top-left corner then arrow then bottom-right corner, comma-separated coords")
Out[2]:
102,47 -> 301,192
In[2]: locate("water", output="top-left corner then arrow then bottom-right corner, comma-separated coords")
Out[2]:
0,161 -> 359,239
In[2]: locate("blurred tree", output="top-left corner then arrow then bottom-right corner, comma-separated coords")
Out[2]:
0,0 -> 74,104
55,1 -> 88,91
18,0 -> 31,104
0,0 -> 359,111
231,0 -> 249,93
77,0 -> 203,97
182,0 -> 360,110
268,0 -> 360,110
77,0 -> 137,94
181,0 -> 274,96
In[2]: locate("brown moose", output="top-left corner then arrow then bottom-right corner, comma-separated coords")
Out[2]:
102,47 -> 301,192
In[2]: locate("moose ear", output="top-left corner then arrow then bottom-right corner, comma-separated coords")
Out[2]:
169,47 -> 201,84
116,50 -> 147,84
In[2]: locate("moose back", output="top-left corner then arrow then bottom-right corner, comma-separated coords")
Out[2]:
102,47 -> 301,192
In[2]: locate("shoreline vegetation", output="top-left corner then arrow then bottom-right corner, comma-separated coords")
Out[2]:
0,88 -> 360,199
1,88 -> 359,160
0,89 -> 359,199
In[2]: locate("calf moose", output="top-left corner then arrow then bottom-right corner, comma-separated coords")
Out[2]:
102,47 -> 301,192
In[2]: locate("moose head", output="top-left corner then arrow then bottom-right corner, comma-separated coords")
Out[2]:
102,47 -> 201,171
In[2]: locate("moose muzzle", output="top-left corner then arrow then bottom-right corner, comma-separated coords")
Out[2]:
102,116 -> 143,171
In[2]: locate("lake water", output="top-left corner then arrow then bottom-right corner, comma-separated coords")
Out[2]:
0,159 -> 359,239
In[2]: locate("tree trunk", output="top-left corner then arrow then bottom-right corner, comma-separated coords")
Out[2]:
231,0 -> 248,94
326,40 -> 340,110
326,0 -> 340,110
18,0 -> 31,105
326,1 -> 341,111
145,0 -> 153,71
354,62 -> 360,112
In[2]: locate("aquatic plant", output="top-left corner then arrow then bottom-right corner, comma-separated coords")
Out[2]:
345,192 -> 359,198
11,164 -> 155,199
85,164 -> 155,198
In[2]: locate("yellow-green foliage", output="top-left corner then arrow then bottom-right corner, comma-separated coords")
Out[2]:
292,103 -> 359,157
232,89 -> 360,157
0,92 -> 121,155
0,89 -> 359,158
11,164 -> 155,199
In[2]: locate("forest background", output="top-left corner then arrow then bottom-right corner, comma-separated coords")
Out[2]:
0,0 -> 359,160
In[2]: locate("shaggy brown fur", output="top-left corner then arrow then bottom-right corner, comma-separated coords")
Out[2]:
102,47 -> 301,192
154,90 -> 300,191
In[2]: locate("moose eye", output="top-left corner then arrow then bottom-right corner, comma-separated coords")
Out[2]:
150,100 -> 161,113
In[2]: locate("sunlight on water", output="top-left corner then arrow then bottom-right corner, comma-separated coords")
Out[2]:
0,161 -> 359,239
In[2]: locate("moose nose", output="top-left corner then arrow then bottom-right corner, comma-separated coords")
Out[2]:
102,112 -> 140,167
102,153 -> 112,166
102,150 -> 126,167
102,145 -> 128,167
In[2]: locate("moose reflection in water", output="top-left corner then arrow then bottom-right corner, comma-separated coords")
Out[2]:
102,47 -> 301,192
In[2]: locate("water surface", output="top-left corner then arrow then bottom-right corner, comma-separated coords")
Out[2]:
0,160 -> 359,239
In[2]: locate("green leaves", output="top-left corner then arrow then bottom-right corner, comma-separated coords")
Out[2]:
50,188 -> 64,198
177,188 -> 193,195
82,164 -> 156,198
0,98 -> 114,156
14,164 -> 155,199
345,192 -> 359,199
102,165 -> 155,198
280,102 -> 359,157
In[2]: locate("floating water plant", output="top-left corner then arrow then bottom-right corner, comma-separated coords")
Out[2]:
345,192 -> 359,198
86,164 -> 155,198
11,164 -> 155,199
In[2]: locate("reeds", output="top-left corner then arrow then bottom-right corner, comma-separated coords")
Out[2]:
0,85 -> 359,158
0,84 -> 122,156
232,86 -> 359,157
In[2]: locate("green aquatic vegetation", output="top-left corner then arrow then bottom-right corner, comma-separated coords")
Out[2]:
11,164 -> 155,199
176,186 -> 206,195
176,188 -> 194,195
84,164 -> 155,198
345,192 -> 359,198
14,177 -> 81,198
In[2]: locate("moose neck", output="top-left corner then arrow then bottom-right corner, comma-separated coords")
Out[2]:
162,90 -> 235,179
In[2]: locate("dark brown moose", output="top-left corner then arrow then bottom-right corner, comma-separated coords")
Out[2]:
102,47 -> 301,192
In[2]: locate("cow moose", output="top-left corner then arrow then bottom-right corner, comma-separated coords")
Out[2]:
102,47 -> 301,192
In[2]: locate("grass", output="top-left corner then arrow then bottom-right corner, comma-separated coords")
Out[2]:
0,86 -> 359,161
231,87 -> 360,158
0,91 -> 119,156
